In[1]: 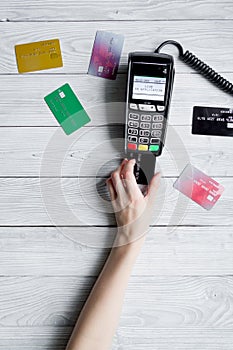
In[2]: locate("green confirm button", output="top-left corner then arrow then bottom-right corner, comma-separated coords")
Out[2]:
149,145 -> 160,152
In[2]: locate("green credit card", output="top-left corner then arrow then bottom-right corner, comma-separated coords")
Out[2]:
44,83 -> 91,135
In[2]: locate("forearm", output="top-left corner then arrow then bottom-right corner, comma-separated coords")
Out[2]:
66,158 -> 160,350
66,236 -> 144,350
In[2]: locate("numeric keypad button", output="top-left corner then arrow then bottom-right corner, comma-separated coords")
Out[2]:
141,114 -> 151,122
128,135 -> 138,143
140,122 -> 150,129
153,115 -> 164,122
150,138 -> 160,144
151,130 -> 162,137
140,130 -> 150,137
139,137 -> 149,144
128,120 -> 139,128
152,123 -> 163,129
129,113 -> 139,120
128,128 -> 138,135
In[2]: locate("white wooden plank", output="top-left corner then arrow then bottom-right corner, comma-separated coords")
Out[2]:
0,177 -> 232,226
0,226 -> 232,276
0,21 -> 233,74
113,328 -> 233,350
0,275 -> 232,327
0,73 -> 232,127
0,125 -> 232,177
1,0 -> 233,21
0,327 -> 71,349
0,326 -> 232,349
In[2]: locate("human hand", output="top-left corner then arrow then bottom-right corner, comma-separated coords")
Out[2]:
106,158 -> 160,247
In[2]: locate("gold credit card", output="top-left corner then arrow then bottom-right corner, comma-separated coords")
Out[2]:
15,39 -> 63,73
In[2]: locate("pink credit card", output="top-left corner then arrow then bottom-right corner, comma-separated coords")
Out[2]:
173,164 -> 224,210
88,31 -> 124,80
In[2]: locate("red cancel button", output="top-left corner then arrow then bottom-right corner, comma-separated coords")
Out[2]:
128,143 -> 137,150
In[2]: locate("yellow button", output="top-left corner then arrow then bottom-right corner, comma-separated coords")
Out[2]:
138,144 -> 148,151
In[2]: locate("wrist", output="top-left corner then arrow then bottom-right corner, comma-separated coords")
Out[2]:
111,232 -> 145,259
114,224 -> 147,247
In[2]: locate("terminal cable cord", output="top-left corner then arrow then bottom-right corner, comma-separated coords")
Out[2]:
155,40 -> 233,95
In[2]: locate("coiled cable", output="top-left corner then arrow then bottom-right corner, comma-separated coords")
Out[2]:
155,40 -> 233,95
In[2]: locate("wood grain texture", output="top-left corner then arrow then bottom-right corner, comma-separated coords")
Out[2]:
0,2 -> 233,349
0,125 -> 232,177
0,177 -> 232,226
0,73 -> 232,127
0,226 -> 233,276
0,326 -> 233,350
1,0 -> 233,21
0,21 -> 233,74
0,275 -> 233,327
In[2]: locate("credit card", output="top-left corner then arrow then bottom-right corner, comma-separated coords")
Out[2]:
15,39 -> 63,73
173,164 -> 224,210
88,31 -> 124,80
192,106 -> 233,137
44,83 -> 91,135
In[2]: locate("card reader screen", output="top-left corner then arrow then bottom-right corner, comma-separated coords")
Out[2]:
132,75 -> 166,101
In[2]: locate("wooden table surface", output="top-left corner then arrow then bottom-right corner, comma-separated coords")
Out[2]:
0,1 -> 233,349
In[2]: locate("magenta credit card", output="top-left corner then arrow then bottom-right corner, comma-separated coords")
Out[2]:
88,31 -> 124,80
173,164 -> 224,210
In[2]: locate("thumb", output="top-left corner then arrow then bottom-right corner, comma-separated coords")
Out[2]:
146,172 -> 161,203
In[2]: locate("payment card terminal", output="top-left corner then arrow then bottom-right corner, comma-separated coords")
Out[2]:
125,52 -> 175,184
